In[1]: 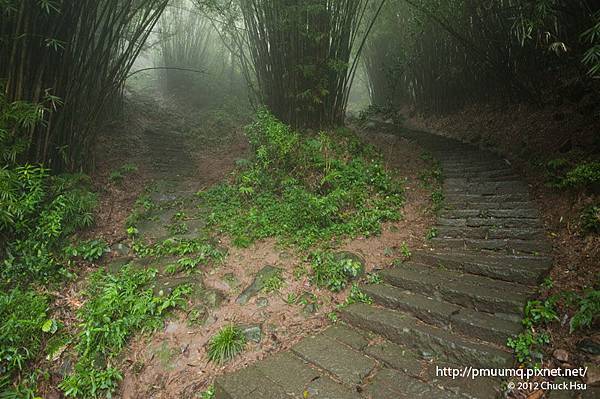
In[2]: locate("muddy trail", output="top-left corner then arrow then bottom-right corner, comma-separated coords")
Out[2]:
89,95 -> 435,398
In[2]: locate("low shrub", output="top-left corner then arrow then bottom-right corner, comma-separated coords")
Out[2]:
198,109 -> 404,248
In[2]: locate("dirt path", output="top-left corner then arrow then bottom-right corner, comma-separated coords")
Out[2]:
89,100 -> 435,398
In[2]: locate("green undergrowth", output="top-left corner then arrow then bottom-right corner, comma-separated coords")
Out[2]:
309,251 -> 363,292
508,282 -> 600,366
545,159 -> 600,189
1,168 -> 97,285
545,158 -> 599,235
1,93 -> 111,397
206,325 -> 246,364
0,289 -> 52,397
59,267 -> 191,398
197,108 -> 404,248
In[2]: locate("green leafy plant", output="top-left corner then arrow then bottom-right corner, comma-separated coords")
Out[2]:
507,298 -> 558,365
109,163 -> 138,184
367,272 -> 382,284
426,227 -> 438,240
262,270 -> 285,293
59,267 -> 190,398
344,284 -> 373,305
1,169 -> 97,285
65,239 -> 109,262
430,189 -> 444,213
580,204 -> 600,234
207,325 -> 246,364
400,241 -> 411,259
547,161 -> 600,189
507,330 -> 550,365
570,289 -> 600,333
327,311 -> 338,323
0,289 -> 51,396
540,276 -> 554,290
200,385 -> 215,399
310,252 -> 363,292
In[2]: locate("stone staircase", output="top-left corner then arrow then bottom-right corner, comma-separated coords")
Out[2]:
214,129 -> 553,399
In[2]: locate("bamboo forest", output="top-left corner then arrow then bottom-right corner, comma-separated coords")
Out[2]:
1,1 -> 599,398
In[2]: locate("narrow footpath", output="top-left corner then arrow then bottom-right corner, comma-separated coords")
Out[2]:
214,127 -> 554,399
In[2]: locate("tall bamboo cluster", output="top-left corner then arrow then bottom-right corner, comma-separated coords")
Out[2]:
0,0 -> 169,170
239,0 -> 385,128
364,0 -> 598,113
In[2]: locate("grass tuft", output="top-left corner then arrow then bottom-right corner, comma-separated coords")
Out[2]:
207,325 -> 246,364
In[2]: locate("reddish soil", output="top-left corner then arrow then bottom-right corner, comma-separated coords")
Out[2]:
109,119 -> 434,397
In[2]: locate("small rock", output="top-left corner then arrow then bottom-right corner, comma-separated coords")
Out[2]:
236,266 -> 282,305
107,257 -> 133,274
303,302 -> 318,315
584,363 -> 600,386
202,289 -> 224,309
553,349 -> 570,362
111,242 -> 130,256
242,326 -> 262,343
203,314 -> 217,326
256,297 -> 269,308
222,273 -> 239,290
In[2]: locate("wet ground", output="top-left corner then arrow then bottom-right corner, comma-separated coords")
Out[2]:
90,94 -> 434,398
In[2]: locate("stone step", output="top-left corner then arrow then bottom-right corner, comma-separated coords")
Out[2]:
340,303 -> 513,369
444,169 -> 517,179
444,181 -> 529,196
380,261 -> 530,314
442,160 -> 508,168
444,201 -> 536,210
378,262 -> 529,314
290,333 -> 377,386
436,217 -> 542,228
429,237 -> 552,254
363,368 -> 464,399
442,165 -> 513,174
214,350 -> 362,399
436,225 -> 546,240
364,341 -> 503,399
444,175 -> 522,184
412,250 -> 551,284
445,193 -> 530,203
440,208 -> 538,219
361,283 -> 522,345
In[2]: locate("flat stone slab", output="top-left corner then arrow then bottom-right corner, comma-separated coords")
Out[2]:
363,368 -> 463,399
364,341 -> 423,376
321,324 -> 369,350
214,364 -> 292,399
256,352 -> 360,398
236,265 -> 282,305
291,334 -> 377,385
